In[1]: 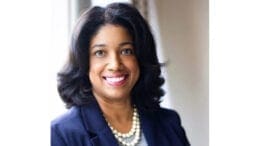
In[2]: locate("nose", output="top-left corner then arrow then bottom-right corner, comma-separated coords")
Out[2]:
107,53 -> 123,71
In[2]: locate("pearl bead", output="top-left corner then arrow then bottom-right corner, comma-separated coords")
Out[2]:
106,106 -> 141,146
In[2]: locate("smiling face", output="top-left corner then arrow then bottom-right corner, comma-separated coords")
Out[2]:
89,24 -> 140,103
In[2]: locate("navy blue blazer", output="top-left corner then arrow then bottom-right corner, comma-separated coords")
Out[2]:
51,99 -> 190,146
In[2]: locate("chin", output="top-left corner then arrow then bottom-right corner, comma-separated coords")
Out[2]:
105,92 -> 131,101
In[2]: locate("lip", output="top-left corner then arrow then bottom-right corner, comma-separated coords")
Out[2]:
103,74 -> 129,87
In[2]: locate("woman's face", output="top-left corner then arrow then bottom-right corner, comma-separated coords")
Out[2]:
89,24 -> 140,102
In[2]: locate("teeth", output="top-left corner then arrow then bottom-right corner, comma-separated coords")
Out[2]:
106,76 -> 125,82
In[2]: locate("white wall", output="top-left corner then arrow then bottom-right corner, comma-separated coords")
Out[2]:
149,0 -> 209,146
50,0 -> 70,119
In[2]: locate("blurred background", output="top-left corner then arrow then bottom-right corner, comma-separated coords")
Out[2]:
50,0 -> 208,146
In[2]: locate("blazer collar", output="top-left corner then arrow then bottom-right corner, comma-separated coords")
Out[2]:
79,99 -> 118,146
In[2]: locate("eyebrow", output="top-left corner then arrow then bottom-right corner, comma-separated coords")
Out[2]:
119,42 -> 134,47
90,41 -> 134,50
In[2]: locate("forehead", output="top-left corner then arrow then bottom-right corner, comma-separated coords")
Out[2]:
90,24 -> 132,46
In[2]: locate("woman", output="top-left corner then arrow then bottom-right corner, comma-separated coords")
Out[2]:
51,3 -> 190,146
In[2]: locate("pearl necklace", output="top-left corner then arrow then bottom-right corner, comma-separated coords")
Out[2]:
106,107 -> 141,146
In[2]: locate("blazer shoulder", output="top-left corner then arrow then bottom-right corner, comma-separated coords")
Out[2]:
155,108 -> 190,145
53,107 -> 89,136
51,106 -> 91,146
51,106 -> 87,134
155,108 -> 182,124
51,106 -> 81,128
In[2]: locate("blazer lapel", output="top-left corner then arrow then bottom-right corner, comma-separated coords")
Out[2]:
80,99 -> 118,146
89,129 -> 118,146
139,109 -> 157,146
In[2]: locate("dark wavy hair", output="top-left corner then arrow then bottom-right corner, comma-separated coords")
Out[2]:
57,3 -> 165,110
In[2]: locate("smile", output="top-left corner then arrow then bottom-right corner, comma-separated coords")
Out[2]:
103,75 -> 128,87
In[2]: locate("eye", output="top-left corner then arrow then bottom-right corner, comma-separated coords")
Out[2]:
94,50 -> 105,57
121,48 -> 134,56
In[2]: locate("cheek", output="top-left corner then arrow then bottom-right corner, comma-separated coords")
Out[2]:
89,60 -> 103,81
134,67 -> 140,81
128,59 -> 140,81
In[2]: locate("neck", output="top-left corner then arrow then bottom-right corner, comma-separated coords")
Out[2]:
97,97 -> 133,121
94,94 -> 134,133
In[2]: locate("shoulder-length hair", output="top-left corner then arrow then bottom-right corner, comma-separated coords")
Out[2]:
57,3 -> 165,110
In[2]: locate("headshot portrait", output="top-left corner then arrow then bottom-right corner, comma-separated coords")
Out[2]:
51,0 -> 208,146
3,0 -> 260,146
